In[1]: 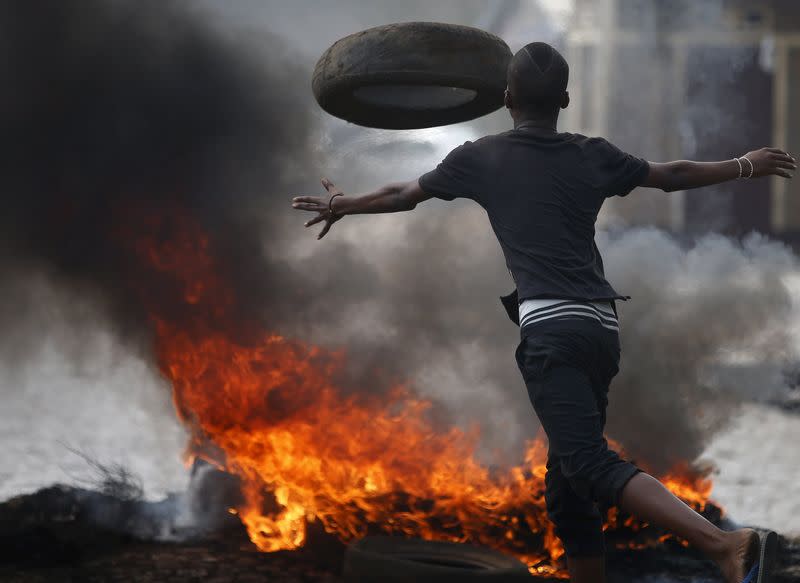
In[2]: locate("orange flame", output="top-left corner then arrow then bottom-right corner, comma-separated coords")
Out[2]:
134,210 -> 713,576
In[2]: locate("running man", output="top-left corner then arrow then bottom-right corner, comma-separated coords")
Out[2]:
292,42 -> 791,582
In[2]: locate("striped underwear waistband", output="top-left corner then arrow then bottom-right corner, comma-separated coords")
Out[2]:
519,298 -> 619,332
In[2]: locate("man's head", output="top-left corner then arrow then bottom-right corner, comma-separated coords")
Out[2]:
504,42 -> 569,117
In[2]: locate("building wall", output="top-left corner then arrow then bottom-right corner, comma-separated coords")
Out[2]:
565,0 -> 800,241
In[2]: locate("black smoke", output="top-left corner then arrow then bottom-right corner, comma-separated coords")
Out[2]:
0,0 -> 317,356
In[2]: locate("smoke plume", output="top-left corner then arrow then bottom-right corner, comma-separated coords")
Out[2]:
1,0 -> 798,500
0,0 -> 317,356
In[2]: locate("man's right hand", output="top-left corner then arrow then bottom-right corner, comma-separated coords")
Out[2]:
742,147 -> 796,178
292,179 -> 432,240
292,178 -> 345,240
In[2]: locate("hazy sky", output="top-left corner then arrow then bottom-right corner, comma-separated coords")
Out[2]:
539,0 -> 574,29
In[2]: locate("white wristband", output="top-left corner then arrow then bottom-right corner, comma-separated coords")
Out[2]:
734,157 -> 743,179
741,155 -> 754,179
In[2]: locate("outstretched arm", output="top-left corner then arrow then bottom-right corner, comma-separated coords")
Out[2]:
292,178 -> 431,239
642,147 -> 795,192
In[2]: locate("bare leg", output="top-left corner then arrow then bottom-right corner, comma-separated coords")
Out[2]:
619,473 -> 758,583
567,555 -> 606,583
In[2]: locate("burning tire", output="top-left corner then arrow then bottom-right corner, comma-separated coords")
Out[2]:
342,536 -> 532,582
312,22 -> 512,129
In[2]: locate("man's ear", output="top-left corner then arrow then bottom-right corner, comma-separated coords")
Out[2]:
560,91 -> 570,110
504,89 -> 513,110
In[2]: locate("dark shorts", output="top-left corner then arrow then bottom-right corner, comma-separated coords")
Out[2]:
515,317 -> 640,558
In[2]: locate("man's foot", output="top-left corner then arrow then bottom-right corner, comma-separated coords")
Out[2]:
714,529 -> 759,583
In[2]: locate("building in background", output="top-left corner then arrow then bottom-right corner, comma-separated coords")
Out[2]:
564,0 -> 800,245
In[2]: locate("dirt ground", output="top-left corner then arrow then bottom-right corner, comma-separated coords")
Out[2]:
0,542 -> 342,583
2,533 -> 799,583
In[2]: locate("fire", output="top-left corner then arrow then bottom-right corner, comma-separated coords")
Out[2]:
134,210 -> 713,576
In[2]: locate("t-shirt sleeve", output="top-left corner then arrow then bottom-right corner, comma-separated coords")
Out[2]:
418,141 -> 483,202
592,138 -> 650,198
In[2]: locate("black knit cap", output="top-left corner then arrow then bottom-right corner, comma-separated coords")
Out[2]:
506,42 -> 569,107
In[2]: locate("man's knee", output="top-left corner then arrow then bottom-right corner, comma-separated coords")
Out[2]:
544,449 -> 639,558
560,444 -> 640,506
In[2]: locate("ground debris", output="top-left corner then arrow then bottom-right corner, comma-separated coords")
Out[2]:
0,541 -> 343,583
2,485 -> 799,582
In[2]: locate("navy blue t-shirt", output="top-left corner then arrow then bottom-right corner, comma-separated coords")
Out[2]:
418,126 -> 649,305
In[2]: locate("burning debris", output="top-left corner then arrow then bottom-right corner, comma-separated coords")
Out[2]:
3,474 -> 800,582
137,207 -> 723,575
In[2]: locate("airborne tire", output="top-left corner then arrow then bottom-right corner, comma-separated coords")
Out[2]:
342,536 -> 533,583
312,22 -> 512,129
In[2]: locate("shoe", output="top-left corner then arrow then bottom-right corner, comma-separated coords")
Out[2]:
741,530 -> 778,583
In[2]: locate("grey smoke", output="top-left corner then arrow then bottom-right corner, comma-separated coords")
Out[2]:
1,0 -> 798,507
601,229 -> 796,471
